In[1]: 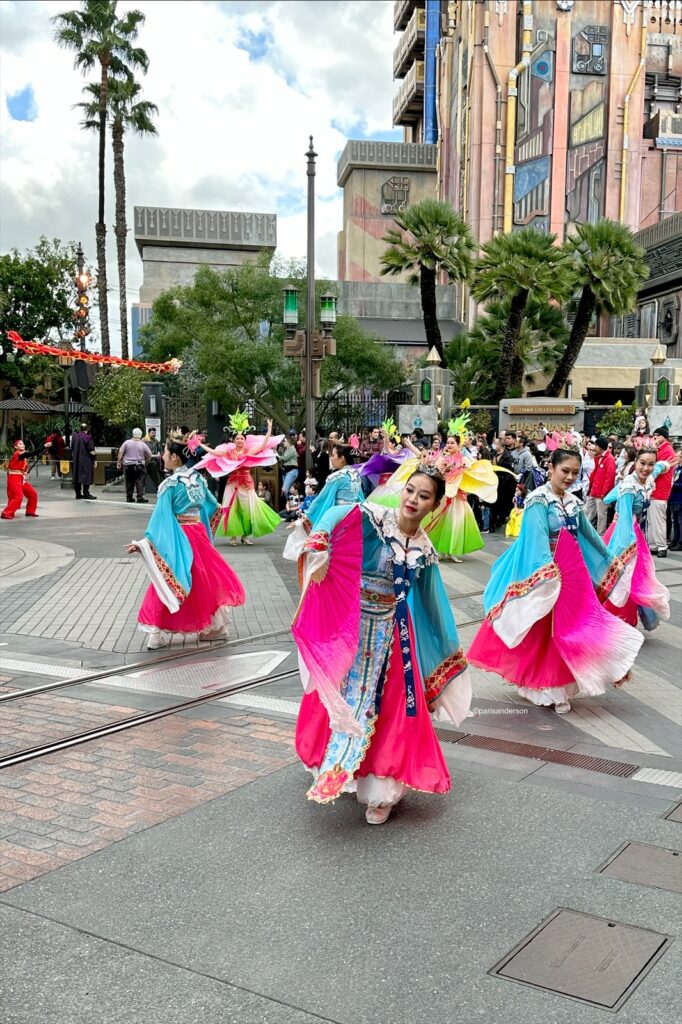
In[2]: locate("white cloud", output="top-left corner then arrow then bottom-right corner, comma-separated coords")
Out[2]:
0,0 -> 397,353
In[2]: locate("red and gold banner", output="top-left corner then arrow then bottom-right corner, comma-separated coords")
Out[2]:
5,331 -> 181,374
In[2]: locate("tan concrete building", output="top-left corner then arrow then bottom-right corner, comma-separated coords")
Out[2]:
336,140 -> 439,281
131,206 -> 277,355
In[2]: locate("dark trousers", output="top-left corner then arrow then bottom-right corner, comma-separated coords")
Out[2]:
670,503 -> 682,547
124,464 -> 146,500
74,481 -> 93,498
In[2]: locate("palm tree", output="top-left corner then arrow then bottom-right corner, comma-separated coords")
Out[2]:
380,199 -> 475,364
447,297 -> 568,401
53,1 -> 148,356
545,220 -> 649,397
471,228 -> 572,402
78,77 -> 158,358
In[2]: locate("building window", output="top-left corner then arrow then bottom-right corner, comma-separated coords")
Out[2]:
640,301 -> 658,338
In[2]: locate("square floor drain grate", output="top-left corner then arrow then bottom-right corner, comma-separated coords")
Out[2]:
663,800 -> 682,824
489,907 -> 671,1011
597,841 -> 682,894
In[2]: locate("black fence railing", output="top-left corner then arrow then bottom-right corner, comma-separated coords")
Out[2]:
283,388 -> 415,436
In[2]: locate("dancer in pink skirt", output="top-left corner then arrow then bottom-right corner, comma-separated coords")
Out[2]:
127,434 -> 245,650
468,448 -> 643,714
293,468 -> 472,825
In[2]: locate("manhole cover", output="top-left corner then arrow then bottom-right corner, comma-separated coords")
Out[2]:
489,907 -> 671,1011
664,800 -> 682,824
597,841 -> 682,894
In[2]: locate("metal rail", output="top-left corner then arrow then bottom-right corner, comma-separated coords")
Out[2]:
0,666 -> 300,770
0,626 -> 294,705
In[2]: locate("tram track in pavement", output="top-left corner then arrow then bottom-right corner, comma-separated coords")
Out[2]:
2,577 -> 679,772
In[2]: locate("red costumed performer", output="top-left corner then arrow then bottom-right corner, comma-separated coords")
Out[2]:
2,441 -> 38,519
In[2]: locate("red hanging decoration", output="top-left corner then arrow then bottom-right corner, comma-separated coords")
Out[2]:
5,331 -> 182,374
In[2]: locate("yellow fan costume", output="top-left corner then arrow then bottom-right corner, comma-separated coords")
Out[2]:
369,411 -> 500,557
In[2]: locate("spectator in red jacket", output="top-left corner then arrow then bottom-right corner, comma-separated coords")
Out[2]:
585,436 -> 616,535
648,426 -> 675,557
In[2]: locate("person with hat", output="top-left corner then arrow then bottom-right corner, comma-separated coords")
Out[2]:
71,423 -> 97,500
647,426 -> 676,557
584,436 -> 616,535
1,440 -> 39,519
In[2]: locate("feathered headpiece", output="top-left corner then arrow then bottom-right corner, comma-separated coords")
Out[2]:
632,435 -> 657,454
545,431 -> 580,453
381,417 -> 400,443
229,409 -> 250,434
447,411 -> 470,439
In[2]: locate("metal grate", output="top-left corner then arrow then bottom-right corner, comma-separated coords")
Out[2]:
452,733 -> 639,778
489,907 -> 672,1011
664,799 -> 682,823
597,842 -> 682,895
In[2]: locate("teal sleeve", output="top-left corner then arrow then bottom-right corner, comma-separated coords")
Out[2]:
606,490 -> 636,557
482,500 -> 553,614
144,484 -> 193,594
576,509 -> 614,587
199,482 -> 220,543
408,564 -> 466,696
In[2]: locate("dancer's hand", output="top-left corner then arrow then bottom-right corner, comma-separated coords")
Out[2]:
124,542 -> 139,554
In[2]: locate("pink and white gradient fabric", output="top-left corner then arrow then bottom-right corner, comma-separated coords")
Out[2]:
195,433 -> 284,478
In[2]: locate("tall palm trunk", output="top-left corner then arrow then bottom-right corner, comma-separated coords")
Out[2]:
111,116 -> 129,359
545,286 -> 595,397
96,58 -> 110,355
510,354 -> 525,396
419,265 -> 444,363
493,287 -> 528,402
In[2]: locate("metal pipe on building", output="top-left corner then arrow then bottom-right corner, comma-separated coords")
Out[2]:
483,1 -> 504,235
503,0 -> 533,233
424,0 -> 441,143
660,148 -> 668,220
620,21 -> 647,224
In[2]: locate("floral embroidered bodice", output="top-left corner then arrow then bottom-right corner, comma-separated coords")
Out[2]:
525,483 -> 581,544
157,466 -> 208,516
325,466 -> 363,505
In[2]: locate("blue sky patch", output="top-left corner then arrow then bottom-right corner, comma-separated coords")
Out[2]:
6,84 -> 38,122
236,27 -> 272,62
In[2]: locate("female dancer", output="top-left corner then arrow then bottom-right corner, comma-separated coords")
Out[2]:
196,411 -> 282,546
293,468 -> 472,824
2,440 -> 39,519
283,441 -> 363,562
602,443 -> 671,631
127,434 -> 245,650
369,414 -> 500,560
467,449 -> 643,714
359,418 -> 418,490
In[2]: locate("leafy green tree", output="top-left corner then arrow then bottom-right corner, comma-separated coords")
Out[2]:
446,297 -> 568,402
545,221 -> 649,397
471,228 -> 572,402
139,258 -> 406,427
89,365 -> 144,426
596,402 -> 637,439
380,199 -> 475,364
53,0 -> 149,355
0,237 -> 81,400
77,76 -> 158,359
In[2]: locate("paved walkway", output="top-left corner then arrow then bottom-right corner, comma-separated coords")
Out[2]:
0,482 -> 680,1022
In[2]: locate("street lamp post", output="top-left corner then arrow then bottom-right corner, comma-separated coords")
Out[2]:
305,137 -> 317,471
282,141 -> 337,469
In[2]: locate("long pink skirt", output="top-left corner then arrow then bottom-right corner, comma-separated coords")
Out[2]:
468,613 -> 576,689
603,519 -> 669,629
295,623 -> 451,795
138,523 -> 245,635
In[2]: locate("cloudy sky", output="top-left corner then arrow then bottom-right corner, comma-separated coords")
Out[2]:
0,0 -> 400,352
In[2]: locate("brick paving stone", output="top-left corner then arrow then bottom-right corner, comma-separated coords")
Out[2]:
0,705 -> 296,893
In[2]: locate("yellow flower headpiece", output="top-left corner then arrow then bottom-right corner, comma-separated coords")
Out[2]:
229,409 -> 250,434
